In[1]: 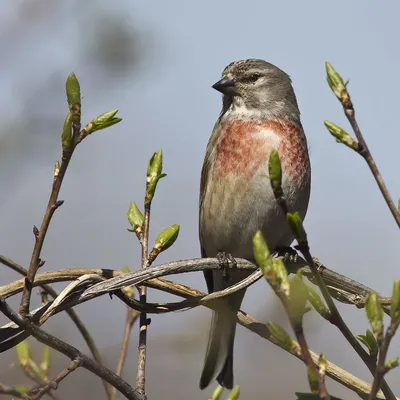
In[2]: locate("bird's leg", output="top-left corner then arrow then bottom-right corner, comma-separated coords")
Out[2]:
217,251 -> 237,282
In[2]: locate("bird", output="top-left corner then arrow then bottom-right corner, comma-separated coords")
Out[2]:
198,59 -> 311,390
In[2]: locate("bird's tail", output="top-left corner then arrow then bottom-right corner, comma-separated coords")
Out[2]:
199,290 -> 245,390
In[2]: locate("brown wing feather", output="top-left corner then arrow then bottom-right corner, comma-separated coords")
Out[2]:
199,122 -> 220,293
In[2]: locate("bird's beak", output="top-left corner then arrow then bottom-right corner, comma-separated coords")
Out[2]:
212,76 -> 236,95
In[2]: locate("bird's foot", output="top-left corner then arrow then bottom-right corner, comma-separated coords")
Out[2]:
276,246 -> 299,264
216,251 -> 237,282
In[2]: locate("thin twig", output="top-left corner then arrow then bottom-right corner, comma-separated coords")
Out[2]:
0,276 -> 392,399
0,297 -> 142,400
0,383 -> 30,399
135,205 -> 150,396
0,255 -> 112,400
368,319 -> 399,400
342,103 -> 400,228
19,113 -> 80,318
111,309 -> 140,400
269,175 -> 396,400
30,357 -> 83,400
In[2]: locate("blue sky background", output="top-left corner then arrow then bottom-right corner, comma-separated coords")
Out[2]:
1,1 -> 399,399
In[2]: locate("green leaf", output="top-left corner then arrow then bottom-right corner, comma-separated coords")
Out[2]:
390,280 -> 400,323
356,329 -> 378,359
145,150 -> 166,205
267,321 -> 295,352
40,346 -> 50,376
324,121 -> 358,151
127,202 -> 144,231
16,340 -> 31,367
61,114 -> 73,151
253,232 -> 289,295
385,357 -> 399,371
253,231 -> 272,272
210,385 -> 224,400
91,109 -> 122,132
272,258 -> 290,297
365,292 -> 384,338
318,354 -> 327,376
154,224 -> 180,252
287,212 -> 307,243
287,274 -> 309,326
66,73 -> 81,107
226,385 -> 240,400
325,62 -> 346,100
307,287 -> 331,320
268,149 -> 282,195
14,385 -> 30,395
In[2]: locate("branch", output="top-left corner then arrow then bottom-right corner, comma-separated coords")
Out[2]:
135,203 -> 150,396
0,269 -> 393,399
325,63 -> 400,228
0,383 -> 29,399
0,255 -> 112,400
19,74 -> 82,318
0,297 -> 142,400
268,149 -> 396,400
29,357 -> 83,400
111,308 -> 140,400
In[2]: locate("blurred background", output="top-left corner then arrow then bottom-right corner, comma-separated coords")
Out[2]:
1,0 -> 400,399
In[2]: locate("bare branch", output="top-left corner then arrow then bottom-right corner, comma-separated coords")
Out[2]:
0,297 -> 142,400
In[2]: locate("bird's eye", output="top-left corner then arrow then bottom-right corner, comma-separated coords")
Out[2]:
248,73 -> 260,83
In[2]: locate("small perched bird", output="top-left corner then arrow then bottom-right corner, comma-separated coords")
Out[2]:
199,59 -> 311,389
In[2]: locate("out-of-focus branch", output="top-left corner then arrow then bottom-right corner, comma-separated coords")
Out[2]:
0,297 -> 142,400
111,309 -> 140,400
30,357 -> 83,400
268,149 -> 396,400
0,269 -> 393,399
0,255 -> 112,400
0,382 -> 29,399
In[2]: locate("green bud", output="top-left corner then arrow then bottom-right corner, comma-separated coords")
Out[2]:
61,114 -> 73,151
14,386 -> 30,395
145,150 -> 167,205
385,358 -> 399,371
308,287 -> 331,320
16,340 -> 31,368
54,160 -> 60,178
40,346 -> 50,377
91,109 -> 122,132
226,385 -> 240,400
127,202 -> 144,231
268,149 -> 282,196
366,292 -> 384,338
267,321 -> 295,352
307,366 -> 319,394
318,354 -> 327,377
324,121 -> 358,151
66,73 -> 81,107
287,212 -> 307,244
154,224 -> 180,252
390,280 -> 400,323
253,231 -> 272,272
210,385 -> 224,400
272,258 -> 290,297
325,62 -> 347,101
356,329 -> 378,359
287,274 -> 309,326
